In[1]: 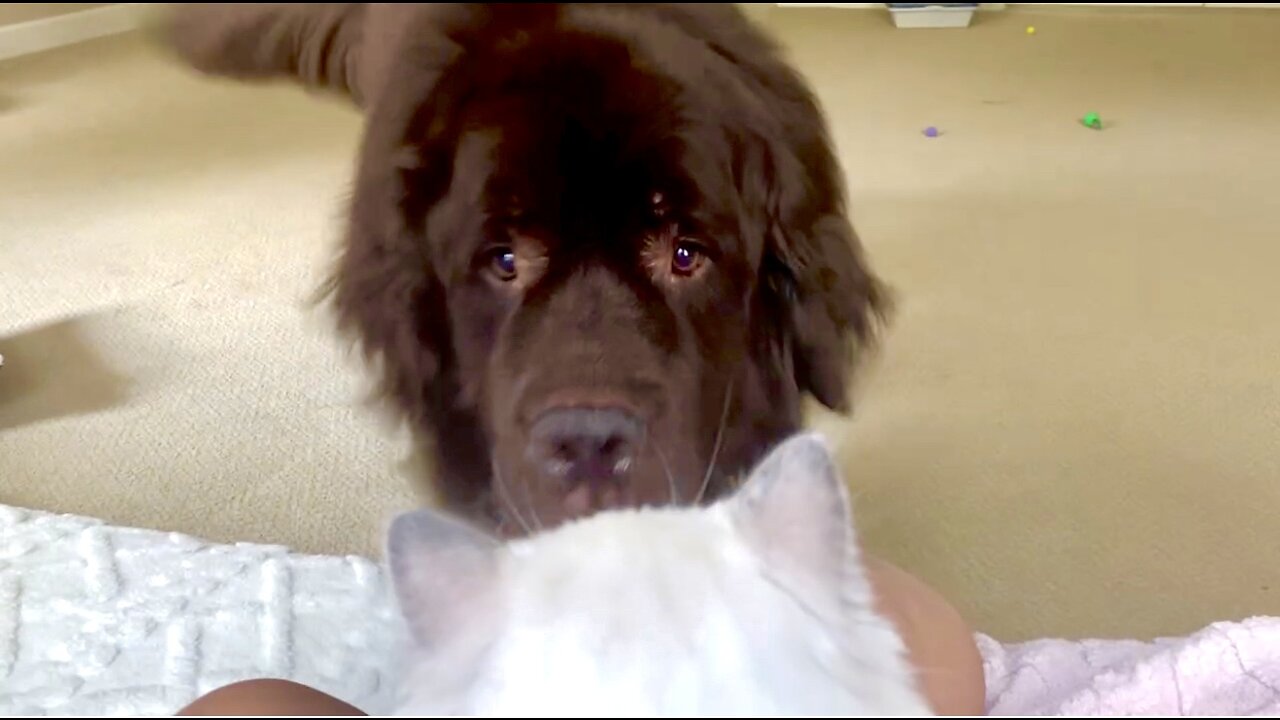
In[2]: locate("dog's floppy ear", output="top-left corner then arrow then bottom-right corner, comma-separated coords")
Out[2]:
321,8 -> 492,438
157,3 -> 370,104
319,23 -> 473,435
752,125 -> 889,414
646,3 -> 886,413
326,149 -> 449,432
779,200 -> 888,414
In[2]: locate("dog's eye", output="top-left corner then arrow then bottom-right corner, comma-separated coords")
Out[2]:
671,240 -> 706,276
489,247 -> 518,281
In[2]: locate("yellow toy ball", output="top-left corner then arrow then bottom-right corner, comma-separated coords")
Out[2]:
1026,26 -> 1036,35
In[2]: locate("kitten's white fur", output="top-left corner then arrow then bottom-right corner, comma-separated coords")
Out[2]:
385,432 -> 932,716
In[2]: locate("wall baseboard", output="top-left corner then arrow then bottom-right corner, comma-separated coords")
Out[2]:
775,3 -> 1007,10
0,3 -> 143,63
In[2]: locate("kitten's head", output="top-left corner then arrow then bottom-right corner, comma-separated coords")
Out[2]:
384,433 -> 931,716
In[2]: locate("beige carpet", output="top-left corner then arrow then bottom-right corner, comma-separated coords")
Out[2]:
2,5 -> 1278,642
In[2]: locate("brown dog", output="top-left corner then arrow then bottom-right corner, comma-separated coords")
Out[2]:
163,3 -> 887,534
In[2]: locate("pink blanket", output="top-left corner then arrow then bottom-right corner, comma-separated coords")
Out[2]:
978,616 -> 1280,716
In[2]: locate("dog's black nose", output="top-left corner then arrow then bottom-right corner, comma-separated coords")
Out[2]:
528,407 -> 644,483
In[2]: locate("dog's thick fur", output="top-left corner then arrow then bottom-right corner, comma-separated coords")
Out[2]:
164,3 -> 887,532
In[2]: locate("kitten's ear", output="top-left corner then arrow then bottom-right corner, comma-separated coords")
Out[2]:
386,509 -> 500,645
727,433 -> 857,588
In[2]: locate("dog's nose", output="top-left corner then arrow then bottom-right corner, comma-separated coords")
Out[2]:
528,407 -> 644,484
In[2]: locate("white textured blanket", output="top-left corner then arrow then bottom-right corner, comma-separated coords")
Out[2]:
1,504 -> 1276,716
0,505 -> 401,716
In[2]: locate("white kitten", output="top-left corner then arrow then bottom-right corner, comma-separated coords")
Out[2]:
384,432 -> 932,716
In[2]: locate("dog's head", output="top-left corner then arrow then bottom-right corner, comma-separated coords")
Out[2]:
165,3 -> 887,531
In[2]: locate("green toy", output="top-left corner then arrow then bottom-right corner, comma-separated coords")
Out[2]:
1082,112 -> 1102,130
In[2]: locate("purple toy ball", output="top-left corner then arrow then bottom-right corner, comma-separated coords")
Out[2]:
923,126 -> 939,138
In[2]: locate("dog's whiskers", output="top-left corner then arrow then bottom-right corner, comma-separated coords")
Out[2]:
653,442 -> 679,506
695,380 -> 734,505
517,462 -> 544,532
491,458 -> 533,536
